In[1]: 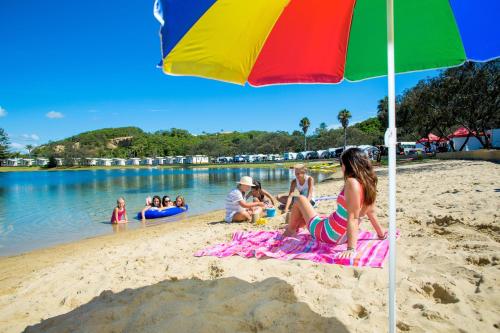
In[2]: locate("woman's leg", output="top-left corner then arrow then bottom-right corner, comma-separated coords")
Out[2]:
277,195 -> 288,205
232,211 -> 251,222
283,196 -> 317,237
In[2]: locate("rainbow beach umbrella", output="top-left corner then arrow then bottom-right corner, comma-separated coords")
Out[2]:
154,0 -> 499,331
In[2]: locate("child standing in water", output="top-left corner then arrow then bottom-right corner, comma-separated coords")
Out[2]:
111,197 -> 128,224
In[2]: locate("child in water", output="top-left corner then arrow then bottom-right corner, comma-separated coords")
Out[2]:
162,195 -> 174,209
141,195 -> 162,221
111,197 -> 128,224
174,195 -> 187,210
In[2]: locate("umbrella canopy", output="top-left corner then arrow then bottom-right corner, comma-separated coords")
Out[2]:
155,0 -> 499,86
417,133 -> 448,143
449,127 -> 485,138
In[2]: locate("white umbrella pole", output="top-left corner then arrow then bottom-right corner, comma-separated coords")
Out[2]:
386,0 -> 397,332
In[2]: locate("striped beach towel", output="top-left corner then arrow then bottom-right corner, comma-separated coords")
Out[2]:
195,229 -> 397,268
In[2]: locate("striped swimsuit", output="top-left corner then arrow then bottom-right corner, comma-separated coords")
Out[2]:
308,186 -> 363,245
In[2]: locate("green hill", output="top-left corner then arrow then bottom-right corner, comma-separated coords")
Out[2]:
31,120 -> 386,159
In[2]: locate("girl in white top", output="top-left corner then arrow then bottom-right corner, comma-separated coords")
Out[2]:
277,164 -> 315,213
225,176 -> 265,223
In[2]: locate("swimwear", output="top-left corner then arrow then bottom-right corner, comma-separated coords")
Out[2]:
307,186 -> 363,245
111,208 -> 126,223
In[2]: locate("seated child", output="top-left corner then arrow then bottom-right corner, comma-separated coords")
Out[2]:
247,180 -> 276,209
277,163 -> 315,213
225,176 -> 265,223
111,197 -> 128,224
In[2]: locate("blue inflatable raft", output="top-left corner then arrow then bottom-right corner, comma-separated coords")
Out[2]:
137,205 -> 188,220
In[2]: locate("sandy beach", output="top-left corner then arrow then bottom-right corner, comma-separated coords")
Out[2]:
0,160 -> 498,333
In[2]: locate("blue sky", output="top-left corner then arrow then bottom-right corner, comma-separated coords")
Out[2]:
0,0 -> 440,152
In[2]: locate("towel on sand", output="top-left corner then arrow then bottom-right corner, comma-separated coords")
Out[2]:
195,229 -> 395,267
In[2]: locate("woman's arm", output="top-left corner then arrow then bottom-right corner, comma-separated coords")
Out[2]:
239,200 -> 265,209
306,177 -> 314,200
366,206 -> 385,238
124,211 -> 128,223
141,206 -> 149,221
262,189 -> 276,206
284,180 -> 296,212
340,179 -> 362,257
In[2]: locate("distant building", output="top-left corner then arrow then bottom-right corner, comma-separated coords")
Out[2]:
164,156 -> 175,164
71,158 -> 81,166
55,158 -> 64,166
186,155 -> 209,164
113,158 -> 126,166
283,152 -> 297,161
5,158 -> 20,167
36,158 -> 49,167
128,158 -> 141,166
21,158 -> 35,166
174,156 -> 185,164
154,157 -> 165,165
85,158 -> 98,166
99,158 -> 113,167
449,127 -> 491,151
142,157 -> 153,165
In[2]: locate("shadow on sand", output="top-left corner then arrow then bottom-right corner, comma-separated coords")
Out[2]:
24,277 -> 349,333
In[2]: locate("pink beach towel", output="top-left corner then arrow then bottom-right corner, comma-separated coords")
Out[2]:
195,229 -> 397,267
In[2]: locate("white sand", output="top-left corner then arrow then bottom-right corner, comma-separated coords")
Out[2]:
0,160 -> 498,332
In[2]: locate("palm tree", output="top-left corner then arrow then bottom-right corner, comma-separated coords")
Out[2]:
25,144 -> 34,158
337,109 -> 352,150
299,117 -> 310,151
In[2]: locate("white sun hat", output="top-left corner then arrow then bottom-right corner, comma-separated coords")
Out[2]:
237,176 -> 254,187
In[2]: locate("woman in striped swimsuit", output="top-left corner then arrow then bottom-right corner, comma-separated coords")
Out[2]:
282,148 -> 386,259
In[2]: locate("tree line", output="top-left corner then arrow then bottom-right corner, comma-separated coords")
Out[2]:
377,59 -> 499,150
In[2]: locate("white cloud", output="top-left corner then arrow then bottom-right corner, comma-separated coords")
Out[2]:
0,106 -> 7,117
46,111 -> 64,119
21,134 -> 40,141
10,142 -> 26,152
328,120 -> 360,130
327,123 -> 342,130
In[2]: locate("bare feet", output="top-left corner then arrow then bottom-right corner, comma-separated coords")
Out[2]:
282,227 -> 296,238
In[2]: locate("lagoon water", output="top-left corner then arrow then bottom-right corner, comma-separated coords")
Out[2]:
0,168 -> 328,256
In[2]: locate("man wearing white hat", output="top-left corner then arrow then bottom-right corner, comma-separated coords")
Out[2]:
225,176 -> 265,223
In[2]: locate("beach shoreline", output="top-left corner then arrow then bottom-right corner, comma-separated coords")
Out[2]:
1,160 -> 498,332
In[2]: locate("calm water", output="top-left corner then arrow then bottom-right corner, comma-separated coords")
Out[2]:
0,168 -> 327,256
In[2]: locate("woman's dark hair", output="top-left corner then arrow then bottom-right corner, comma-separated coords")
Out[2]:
252,180 -> 262,190
152,195 -> 162,208
162,195 -> 170,205
340,148 -> 378,206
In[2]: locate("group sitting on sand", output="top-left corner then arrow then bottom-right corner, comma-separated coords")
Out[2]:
224,163 -> 315,223
225,149 -> 386,258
